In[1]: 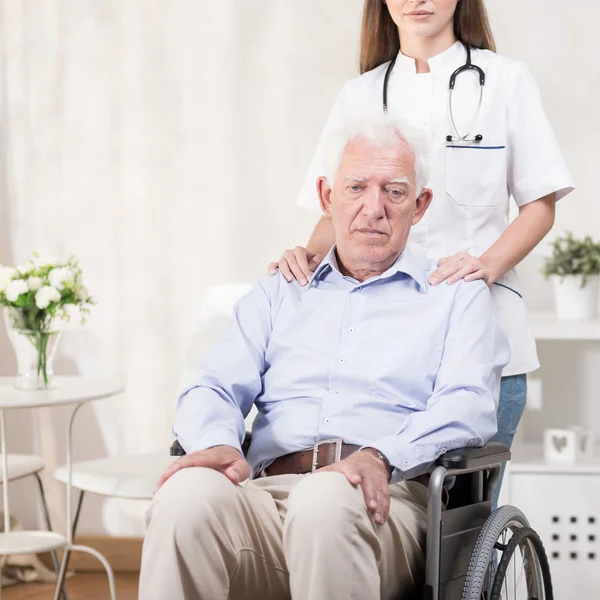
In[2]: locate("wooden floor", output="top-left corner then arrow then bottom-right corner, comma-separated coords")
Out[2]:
3,573 -> 139,600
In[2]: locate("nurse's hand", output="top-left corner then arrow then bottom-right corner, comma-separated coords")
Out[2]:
428,252 -> 494,286
268,246 -> 323,286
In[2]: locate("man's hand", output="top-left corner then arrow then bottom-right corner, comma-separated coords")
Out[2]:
155,445 -> 250,493
319,449 -> 392,525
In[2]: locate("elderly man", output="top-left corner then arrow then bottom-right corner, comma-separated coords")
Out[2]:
139,115 -> 510,600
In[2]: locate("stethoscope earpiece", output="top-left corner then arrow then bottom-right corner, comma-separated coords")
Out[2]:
446,135 -> 453,143
475,134 -> 483,142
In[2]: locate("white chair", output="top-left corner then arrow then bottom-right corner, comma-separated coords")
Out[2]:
52,284 -> 253,594
1,453 -> 67,598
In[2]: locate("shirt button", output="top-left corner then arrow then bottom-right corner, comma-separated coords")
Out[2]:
349,327 -> 355,333
356,286 -> 362,291
404,460 -> 409,466
441,447 -> 448,454
339,358 -> 345,363
324,418 -> 331,424
334,390 -> 340,395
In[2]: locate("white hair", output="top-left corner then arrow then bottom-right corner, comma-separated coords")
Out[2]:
323,113 -> 431,195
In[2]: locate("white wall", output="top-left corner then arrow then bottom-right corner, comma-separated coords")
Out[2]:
487,0 -> 600,444
0,0 -> 364,536
0,0 -> 598,536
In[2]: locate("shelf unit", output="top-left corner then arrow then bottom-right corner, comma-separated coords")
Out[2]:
504,312 -> 600,598
508,443 -> 600,474
530,311 -> 600,340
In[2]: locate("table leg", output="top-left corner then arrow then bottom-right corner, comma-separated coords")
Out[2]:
53,402 -> 116,600
1,409 -> 9,534
53,490 -> 84,598
35,473 -> 68,600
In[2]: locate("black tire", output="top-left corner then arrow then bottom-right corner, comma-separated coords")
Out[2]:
490,526 -> 553,600
462,506 -> 530,600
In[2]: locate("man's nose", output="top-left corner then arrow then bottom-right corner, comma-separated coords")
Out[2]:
361,188 -> 385,219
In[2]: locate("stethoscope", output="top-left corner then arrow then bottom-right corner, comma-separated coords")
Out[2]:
382,42 -> 486,144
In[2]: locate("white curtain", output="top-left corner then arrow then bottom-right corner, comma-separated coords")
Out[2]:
0,0 -> 362,533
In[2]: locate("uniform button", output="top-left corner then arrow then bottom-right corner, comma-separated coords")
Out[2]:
356,286 -> 362,291
324,418 -> 331,424
339,358 -> 345,363
349,327 -> 355,333
441,447 -> 448,454
404,460 -> 409,466
334,390 -> 340,395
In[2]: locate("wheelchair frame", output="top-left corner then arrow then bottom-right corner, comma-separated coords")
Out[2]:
424,442 -> 510,600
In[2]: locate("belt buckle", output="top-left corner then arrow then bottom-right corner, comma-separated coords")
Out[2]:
312,437 -> 343,473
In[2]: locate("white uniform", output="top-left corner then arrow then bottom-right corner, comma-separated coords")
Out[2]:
297,41 -> 574,377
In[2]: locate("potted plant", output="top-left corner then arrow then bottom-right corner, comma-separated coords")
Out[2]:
542,232 -> 600,320
0,253 -> 94,390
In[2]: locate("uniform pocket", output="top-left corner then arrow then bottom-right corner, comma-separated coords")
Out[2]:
446,145 -> 506,207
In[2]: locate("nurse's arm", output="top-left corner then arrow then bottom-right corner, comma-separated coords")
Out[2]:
479,192 -> 556,283
306,215 -> 335,257
430,193 -> 555,285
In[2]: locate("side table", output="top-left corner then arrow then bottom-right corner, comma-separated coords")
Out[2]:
0,377 -> 124,600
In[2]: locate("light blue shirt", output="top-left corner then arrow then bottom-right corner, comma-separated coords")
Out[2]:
175,247 -> 510,483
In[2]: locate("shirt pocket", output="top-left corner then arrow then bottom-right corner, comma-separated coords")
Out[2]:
446,145 -> 506,207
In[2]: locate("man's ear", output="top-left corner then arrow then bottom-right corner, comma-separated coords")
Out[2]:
317,177 -> 333,217
412,188 -> 433,225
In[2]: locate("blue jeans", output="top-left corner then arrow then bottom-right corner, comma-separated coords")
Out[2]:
489,374 -> 527,509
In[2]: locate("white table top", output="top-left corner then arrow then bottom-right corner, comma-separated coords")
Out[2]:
0,376 -> 124,409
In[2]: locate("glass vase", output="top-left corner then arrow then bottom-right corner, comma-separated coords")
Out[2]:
3,309 -> 61,390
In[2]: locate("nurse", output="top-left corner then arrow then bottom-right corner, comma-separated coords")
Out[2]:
269,0 -> 574,503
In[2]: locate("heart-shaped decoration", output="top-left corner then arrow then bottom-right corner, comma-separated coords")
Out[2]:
553,435 -> 568,453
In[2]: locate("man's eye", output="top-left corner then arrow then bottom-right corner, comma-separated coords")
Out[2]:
350,185 -> 362,192
388,188 -> 405,198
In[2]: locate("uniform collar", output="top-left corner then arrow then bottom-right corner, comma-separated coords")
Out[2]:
310,245 -> 428,291
393,40 -> 465,74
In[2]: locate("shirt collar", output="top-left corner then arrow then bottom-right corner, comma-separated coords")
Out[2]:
310,245 -> 428,291
393,40 -> 465,74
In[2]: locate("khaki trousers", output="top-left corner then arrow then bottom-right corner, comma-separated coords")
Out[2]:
139,467 -> 428,600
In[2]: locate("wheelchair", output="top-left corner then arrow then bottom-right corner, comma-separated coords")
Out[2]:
170,436 -> 552,600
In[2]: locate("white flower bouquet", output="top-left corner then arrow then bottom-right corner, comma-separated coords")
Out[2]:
0,253 -> 94,389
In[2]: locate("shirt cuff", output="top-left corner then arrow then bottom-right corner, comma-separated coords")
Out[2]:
513,180 -> 574,207
177,425 -> 243,456
364,437 -> 441,484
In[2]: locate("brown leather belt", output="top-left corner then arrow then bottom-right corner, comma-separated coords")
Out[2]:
265,439 -> 361,476
263,438 -> 429,487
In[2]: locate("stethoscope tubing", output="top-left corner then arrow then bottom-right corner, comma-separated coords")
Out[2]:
382,42 -> 486,143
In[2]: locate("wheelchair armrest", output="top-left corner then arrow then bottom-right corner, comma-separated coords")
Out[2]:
435,442 -> 510,471
170,439 -> 186,456
169,432 -> 253,457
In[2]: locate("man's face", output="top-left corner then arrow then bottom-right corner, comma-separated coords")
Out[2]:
318,137 -> 432,272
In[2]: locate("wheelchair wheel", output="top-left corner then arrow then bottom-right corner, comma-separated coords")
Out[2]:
489,526 -> 552,599
462,505 -> 552,600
